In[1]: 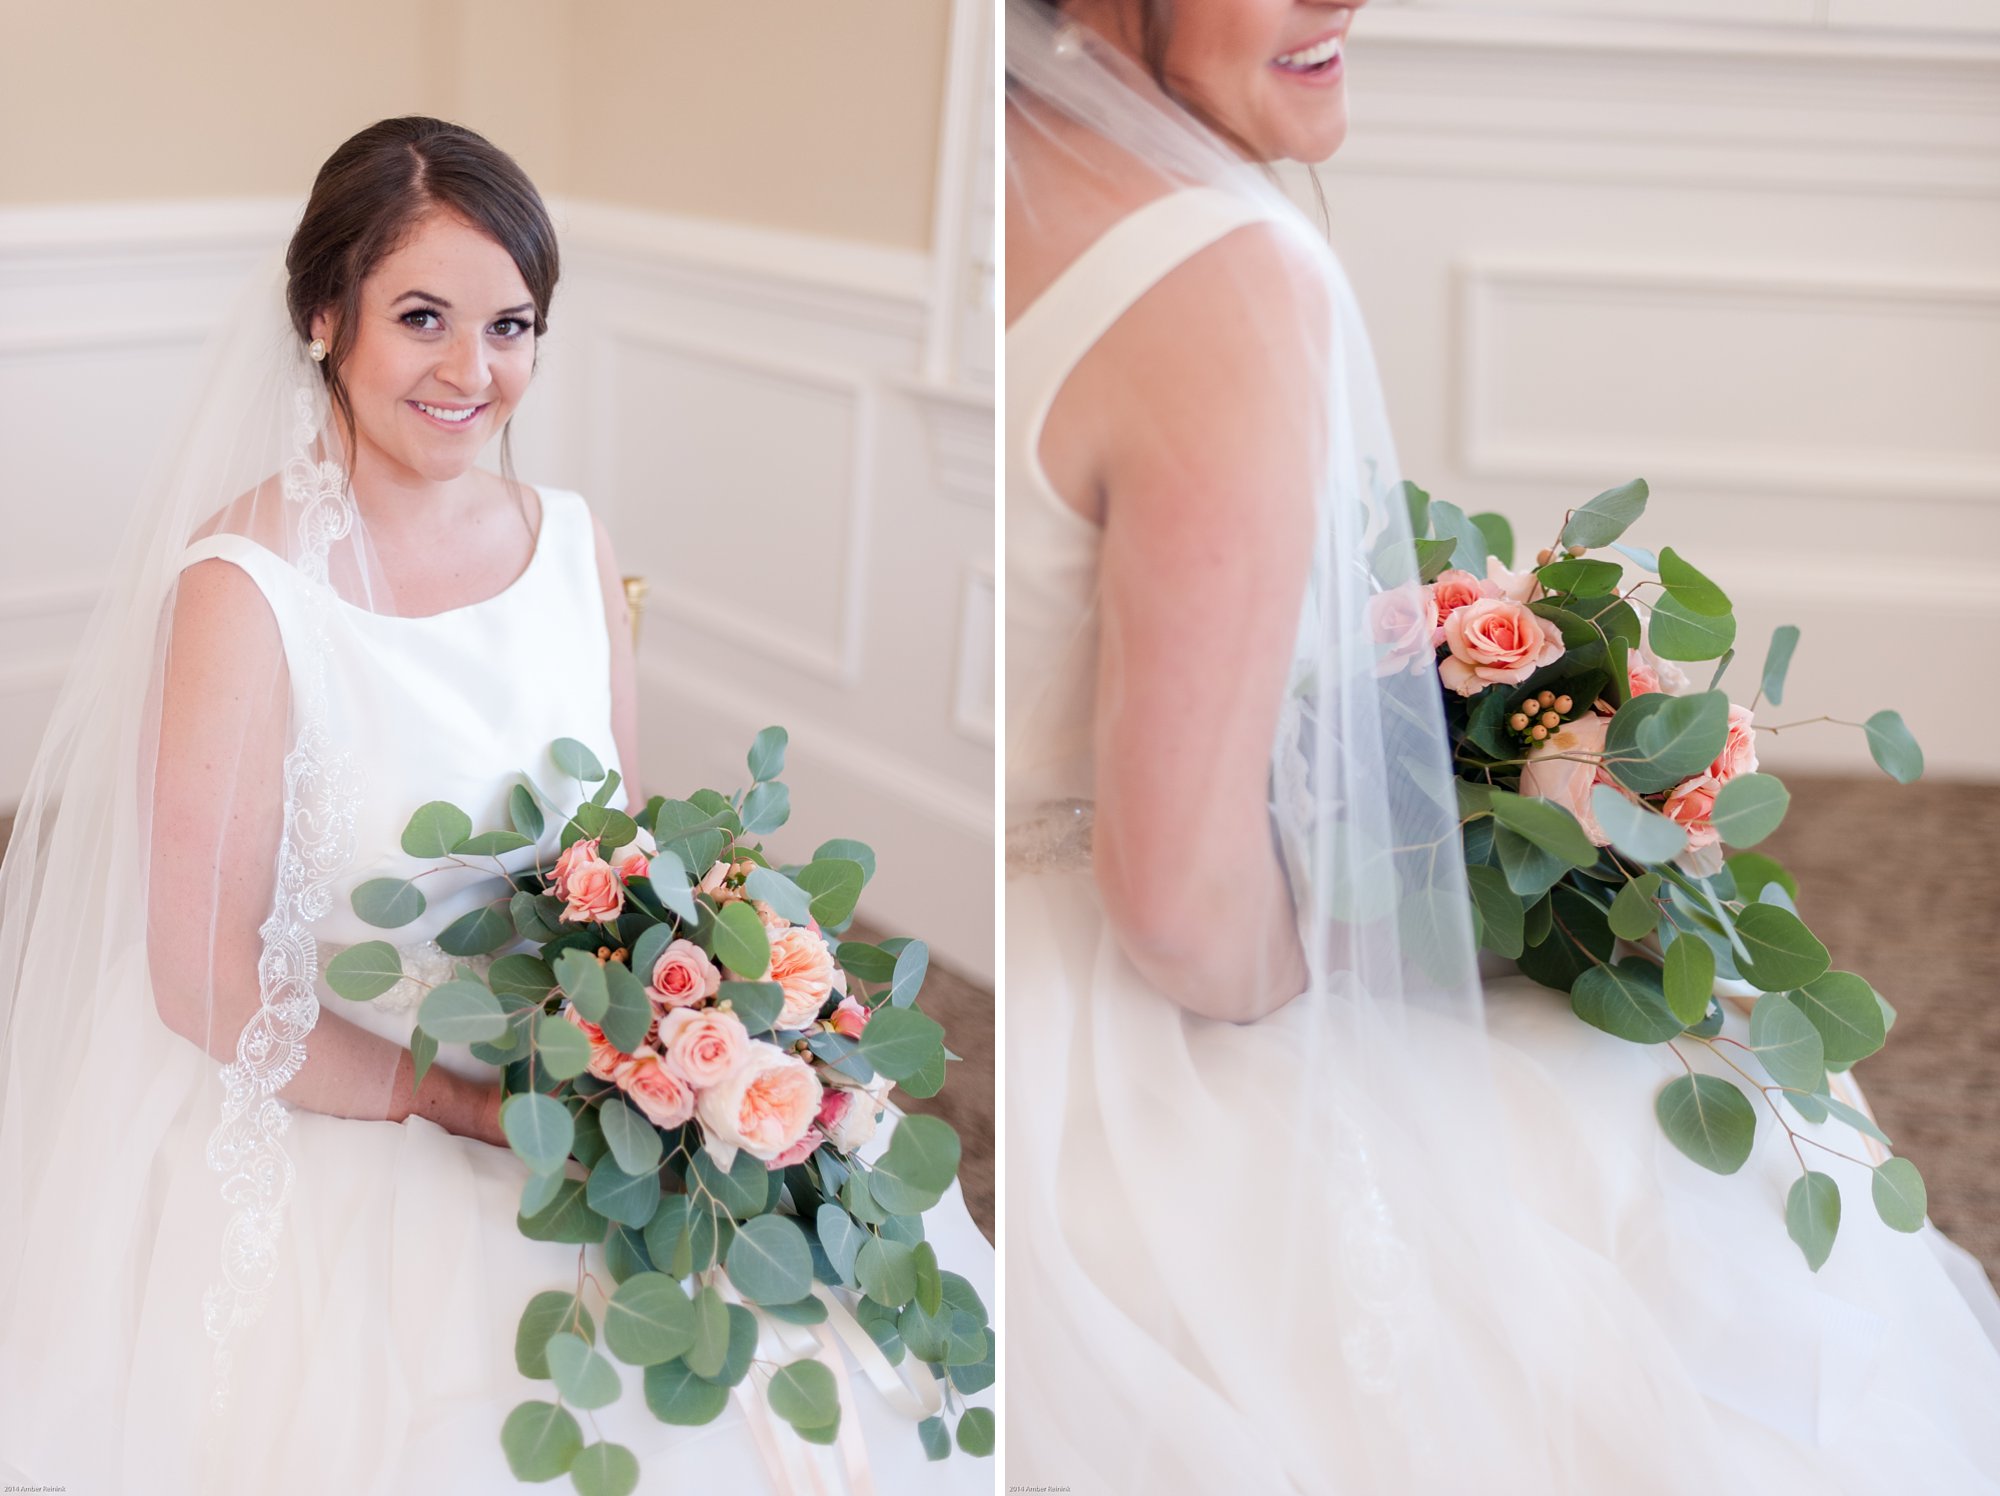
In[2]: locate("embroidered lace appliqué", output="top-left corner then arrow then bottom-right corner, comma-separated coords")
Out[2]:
200,385 -> 360,1409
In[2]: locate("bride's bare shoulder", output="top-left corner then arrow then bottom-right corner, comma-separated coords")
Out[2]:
186,474 -> 292,552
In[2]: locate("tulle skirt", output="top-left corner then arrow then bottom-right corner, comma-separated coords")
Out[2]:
1005,867 -> 2000,1495
0,951 -> 995,1495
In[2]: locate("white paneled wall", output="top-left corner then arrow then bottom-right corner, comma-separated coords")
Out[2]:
0,182 -> 995,977
1305,5 -> 2000,776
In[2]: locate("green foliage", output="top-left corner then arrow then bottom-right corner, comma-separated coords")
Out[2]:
437,899 -> 514,957
642,1359 -> 730,1425
1466,864 -> 1526,959
531,1007 -> 594,1083
401,799 -> 472,859
727,1215 -> 816,1305
712,901 -> 772,979
889,940 -> 931,1007
1863,710 -> 1924,783
1646,592 -> 1736,662
748,725 -> 788,783
1726,850 -> 1797,904
869,1115 -> 962,1216
1570,959 -> 1684,1045
1607,873 -> 1663,942
325,941 -> 403,1002
1760,625 -> 1800,707
684,1286 -> 732,1379
1472,511 -> 1515,569
1732,904 -> 1830,992
957,1408 -> 997,1458
1872,1157 -> 1927,1232
1561,479 -> 1648,548
1602,691 -> 1728,795
743,866 -> 813,926
856,1236 -> 918,1307
516,1290 -> 594,1379
1514,885 -> 1614,993
569,1442 -> 640,1496
1662,932 -> 1716,1028
552,737 -> 606,784
503,1091 -> 575,1176
1588,784 -> 1688,863
1709,774 -> 1789,848
1788,973 -> 1887,1068
795,859 -> 866,928
1429,497 -> 1490,573
603,1272 -> 696,1366
419,979 -> 507,1045
1655,1074 -> 1757,1175
351,876 -> 426,928
1747,995 -> 1825,1094
546,1330 -> 622,1410
1488,791 -> 1598,869
858,1007 -> 947,1084
1786,1172 -> 1841,1272
586,1153 -> 662,1229
1656,547 -> 1730,617
740,781 -> 791,835
501,1400 -> 581,1482
509,781 -> 546,840
768,1359 -> 840,1434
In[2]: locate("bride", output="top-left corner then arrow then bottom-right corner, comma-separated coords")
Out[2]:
0,116 -> 991,1493
1004,2 -> 2000,1491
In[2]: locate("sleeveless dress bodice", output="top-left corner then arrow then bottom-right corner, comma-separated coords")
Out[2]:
176,485 -> 624,1080
1005,188 -> 1276,823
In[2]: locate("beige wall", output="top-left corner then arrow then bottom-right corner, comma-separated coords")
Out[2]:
0,0 -> 948,251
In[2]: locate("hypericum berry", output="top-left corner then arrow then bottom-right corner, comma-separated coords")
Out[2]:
1554,694 -> 1573,714
1509,712 -> 1531,732
1536,547 -> 1553,566
1537,690 -> 1557,708
1540,710 -> 1561,729
1567,545 -> 1587,558
1529,724 -> 1549,742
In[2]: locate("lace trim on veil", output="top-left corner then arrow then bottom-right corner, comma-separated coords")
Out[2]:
199,386 -> 359,1409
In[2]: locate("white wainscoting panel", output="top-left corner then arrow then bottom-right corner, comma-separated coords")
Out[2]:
0,195 -> 995,977
1304,10 -> 2000,777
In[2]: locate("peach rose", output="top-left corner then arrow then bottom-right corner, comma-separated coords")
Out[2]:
1481,555 -> 1541,605
829,996 -> 871,1040
1663,777 -> 1724,876
565,1004 -> 629,1082
766,925 -> 840,1030
1368,585 -> 1438,678
649,938 -> 721,1010
656,1004 -> 749,1089
1626,652 -> 1664,697
553,837 -> 624,924
1707,704 -> 1758,786
1518,711 -> 1616,846
613,1047 -> 697,1129
753,901 -> 789,931
1439,598 -> 1565,697
616,850 -> 650,881
767,1126 -> 825,1171
1429,569 -> 1487,645
696,1047 -> 823,1168
697,859 -> 731,897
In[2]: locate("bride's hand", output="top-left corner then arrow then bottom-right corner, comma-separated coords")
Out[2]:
394,1058 -> 510,1150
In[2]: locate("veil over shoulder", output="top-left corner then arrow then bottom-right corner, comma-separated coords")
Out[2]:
1003,4 -> 2000,1491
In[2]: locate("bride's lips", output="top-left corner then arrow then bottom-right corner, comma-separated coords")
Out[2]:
1270,28 -> 1346,87
408,399 -> 490,432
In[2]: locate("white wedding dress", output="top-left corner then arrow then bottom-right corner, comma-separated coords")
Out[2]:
1005,189 -> 2000,1494
0,484 -> 993,1494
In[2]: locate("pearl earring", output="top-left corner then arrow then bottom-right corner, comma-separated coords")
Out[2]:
308,337 -> 327,362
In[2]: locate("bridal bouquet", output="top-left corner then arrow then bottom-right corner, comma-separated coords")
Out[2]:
1375,479 -> 1929,1273
324,729 -> 994,1486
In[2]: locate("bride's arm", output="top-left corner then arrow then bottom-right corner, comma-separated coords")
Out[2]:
146,558 -> 506,1148
589,511 -> 644,817
1082,225 -> 1324,1023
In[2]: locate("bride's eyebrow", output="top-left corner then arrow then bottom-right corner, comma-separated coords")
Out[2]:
390,289 -> 534,316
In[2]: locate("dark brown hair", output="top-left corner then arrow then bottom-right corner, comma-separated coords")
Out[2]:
285,116 -> 558,487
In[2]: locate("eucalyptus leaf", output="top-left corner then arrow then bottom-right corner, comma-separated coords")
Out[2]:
1863,711 -> 1924,784
569,1442 -> 641,1496
350,876 -> 426,929
645,845 -> 698,923
1657,547 -> 1731,617
1760,625 -> 1801,707
532,1007 -> 595,1082
1495,826 -> 1567,899
856,1236 -> 918,1307
599,1096 -> 665,1176
869,1115 -> 961,1216
1872,1157 -> 1927,1232
795,859 -> 866,928
1604,690 -> 1729,795
1472,511 -> 1515,569
500,1400 -> 582,1482
552,736 -> 606,784
1785,1172 -> 1841,1272
857,1007 -> 947,1084
957,1408 -> 996,1458
456,829 -> 532,857
1748,995 -> 1826,1093
1429,497 -> 1490,572
1570,959 -> 1683,1045
401,800 -> 472,860
325,941 -> 404,1002
509,781 -> 546,840
768,1358 -> 840,1431
1788,972 -> 1886,1067
1647,592 -> 1736,663
1823,1094 -> 1893,1148
889,940 -> 930,1007
1465,864 -> 1526,960
1561,480 -> 1648,548
546,1330 -> 622,1410
817,1203 -> 864,1285
600,958 -> 655,1054
1588,784 -> 1688,863
437,899 -> 515,957
418,979 -> 507,1045
720,980 -> 786,1036
1607,873 -> 1663,942
740,781 -> 790,835
748,725 -> 788,784
1655,1073 -> 1756,1175
1488,791 -> 1598,869
684,1286 -> 732,1379
1662,932 -> 1715,1028
711,901 -> 772,979
518,1175 -> 610,1244
555,948 -> 610,1023
726,1214 -> 816,1305
743,866 -> 814,926
503,1091 -> 576,1176
516,1290 -> 594,1379
1733,904 -> 1831,992
410,1025 -> 438,1091
1709,773 -> 1789,849
643,1359 -> 730,1425
604,1271 -> 697,1366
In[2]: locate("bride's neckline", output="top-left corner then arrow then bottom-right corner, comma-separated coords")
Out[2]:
343,483 -> 554,623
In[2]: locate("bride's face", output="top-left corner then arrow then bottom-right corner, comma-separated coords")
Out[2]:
1088,0 -> 1367,163
311,210 -> 538,485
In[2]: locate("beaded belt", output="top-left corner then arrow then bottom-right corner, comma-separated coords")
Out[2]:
1005,797 -> 1095,876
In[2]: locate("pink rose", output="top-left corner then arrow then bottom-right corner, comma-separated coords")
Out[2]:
696,1047 -> 823,1169
553,837 -> 624,924
1626,652 -> 1664,697
616,850 -> 650,881
613,1047 -> 697,1129
829,996 -> 871,1040
565,1004 -> 628,1082
1635,614 -> 1691,695
1439,598 -> 1565,697
1368,585 -> 1438,678
816,1075 -> 890,1152
1663,778 -> 1724,877
1708,704 -> 1758,786
1518,711 -> 1616,846
1429,570 -> 1487,645
649,938 -> 721,1010
765,925 -> 840,1030
656,1005 -> 749,1089
767,1126 -> 825,1171
1482,555 -> 1541,605
697,859 -> 730,897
